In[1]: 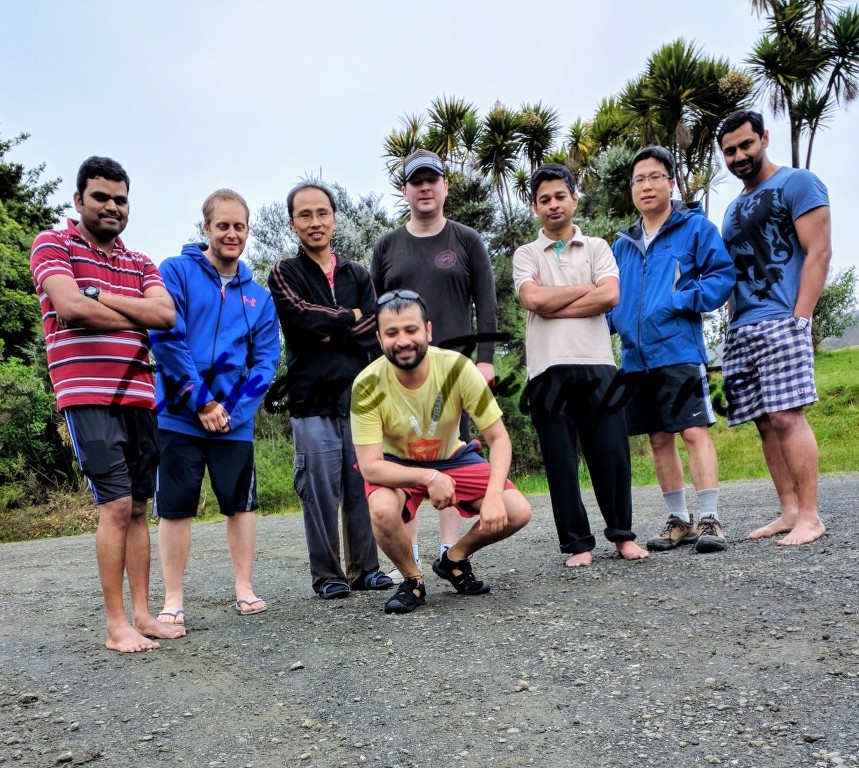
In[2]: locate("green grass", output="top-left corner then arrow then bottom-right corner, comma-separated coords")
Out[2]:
511,346 -> 859,494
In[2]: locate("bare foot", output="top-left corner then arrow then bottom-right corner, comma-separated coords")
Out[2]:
748,516 -> 795,540
135,615 -> 187,640
616,541 -> 649,561
156,606 -> 185,625
565,552 -> 592,568
778,520 -> 826,546
105,624 -> 161,653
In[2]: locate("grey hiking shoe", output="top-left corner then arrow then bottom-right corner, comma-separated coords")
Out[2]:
646,515 -> 697,551
695,516 -> 726,553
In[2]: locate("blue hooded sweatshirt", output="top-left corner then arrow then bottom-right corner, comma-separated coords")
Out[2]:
150,244 -> 280,441
610,200 -> 734,372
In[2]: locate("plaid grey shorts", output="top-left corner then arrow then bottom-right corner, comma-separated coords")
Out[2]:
722,317 -> 817,427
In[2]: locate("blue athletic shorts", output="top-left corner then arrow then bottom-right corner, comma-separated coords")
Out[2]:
154,430 -> 258,518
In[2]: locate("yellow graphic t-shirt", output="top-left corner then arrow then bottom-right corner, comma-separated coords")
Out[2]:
350,347 -> 502,461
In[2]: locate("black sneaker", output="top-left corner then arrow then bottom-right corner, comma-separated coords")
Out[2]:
383,578 -> 426,614
432,551 -> 491,595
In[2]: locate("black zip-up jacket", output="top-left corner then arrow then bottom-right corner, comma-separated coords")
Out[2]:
268,248 -> 378,418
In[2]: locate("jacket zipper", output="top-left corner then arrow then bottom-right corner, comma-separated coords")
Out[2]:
637,245 -> 649,373
211,283 -> 226,367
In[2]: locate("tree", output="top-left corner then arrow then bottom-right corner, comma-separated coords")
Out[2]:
748,0 -> 859,168
517,101 -> 561,172
425,95 -> 477,167
0,356 -> 63,510
578,145 -> 638,226
0,132 -> 64,232
0,132 -> 64,359
0,202 -> 42,359
812,266 -> 858,351
475,103 -> 522,221
617,39 -> 754,203
0,129 -> 74,505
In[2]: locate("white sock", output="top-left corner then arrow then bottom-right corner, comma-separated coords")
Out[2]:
663,489 -> 690,522
697,488 -> 719,521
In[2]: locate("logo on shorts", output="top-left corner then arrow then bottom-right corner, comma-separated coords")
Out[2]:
435,250 -> 457,269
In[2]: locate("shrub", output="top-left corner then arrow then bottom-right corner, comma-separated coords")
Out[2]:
0,357 -> 58,509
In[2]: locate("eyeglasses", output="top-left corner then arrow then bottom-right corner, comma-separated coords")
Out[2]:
294,210 -> 333,223
631,172 -> 672,187
377,289 -> 428,314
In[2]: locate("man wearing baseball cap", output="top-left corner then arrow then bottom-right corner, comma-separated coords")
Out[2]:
371,149 -> 498,579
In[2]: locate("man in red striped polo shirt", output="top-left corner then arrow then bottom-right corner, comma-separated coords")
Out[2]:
30,156 -> 186,653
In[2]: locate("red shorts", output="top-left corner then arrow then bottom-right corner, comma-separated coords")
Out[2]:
363,462 -> 516,523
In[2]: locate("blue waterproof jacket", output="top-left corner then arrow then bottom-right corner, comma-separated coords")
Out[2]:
150,244 -> 280,441
609,200 -> 734,372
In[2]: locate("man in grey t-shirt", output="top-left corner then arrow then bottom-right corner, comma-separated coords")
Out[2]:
371,149 -> 498,575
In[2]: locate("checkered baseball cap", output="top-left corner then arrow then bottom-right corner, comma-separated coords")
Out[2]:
403,149 -> 446,182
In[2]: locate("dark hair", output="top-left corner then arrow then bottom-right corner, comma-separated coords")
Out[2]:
202,188 -> 250,224
286,182 -> 337,218
717,110 -> 765,147
76,156 -> 130,196
377,295 -> 429,324
530,163 -> 576,202
631,145 -> 675,178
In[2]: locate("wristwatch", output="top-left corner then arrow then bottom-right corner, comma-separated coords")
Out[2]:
83,286 -> 101,300
794,316 -> 809,330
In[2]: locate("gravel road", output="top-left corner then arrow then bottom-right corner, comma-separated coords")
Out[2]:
1,474 -> 857,768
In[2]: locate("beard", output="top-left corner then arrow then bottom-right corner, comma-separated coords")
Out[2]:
729,153 -> 763,180
83,212 -> 125,243
385,341 -> 429,371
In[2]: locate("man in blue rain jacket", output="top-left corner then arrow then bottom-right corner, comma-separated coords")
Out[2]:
610,146 -> 734,555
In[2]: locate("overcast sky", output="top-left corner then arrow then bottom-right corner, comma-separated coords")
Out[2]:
2,0 -> 855,274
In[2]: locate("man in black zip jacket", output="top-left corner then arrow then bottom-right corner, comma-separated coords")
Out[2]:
268,182 -> 393,599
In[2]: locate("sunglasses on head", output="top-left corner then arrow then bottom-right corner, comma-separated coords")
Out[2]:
377,289 -> 423,306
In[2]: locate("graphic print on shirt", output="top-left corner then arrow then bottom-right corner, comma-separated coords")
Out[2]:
723,187 -> 795,302
434,250 -> 457,269
407,394 -> 444,460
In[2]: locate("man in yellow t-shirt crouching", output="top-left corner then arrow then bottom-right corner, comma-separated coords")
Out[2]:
350,290 -> 532,614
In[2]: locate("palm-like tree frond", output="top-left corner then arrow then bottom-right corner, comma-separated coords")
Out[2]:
517,101 -> 561,172
476,103 -> 522,217
427,95 -> 476,161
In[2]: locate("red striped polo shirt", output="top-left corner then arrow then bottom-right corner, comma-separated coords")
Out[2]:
30,219 -> 164,411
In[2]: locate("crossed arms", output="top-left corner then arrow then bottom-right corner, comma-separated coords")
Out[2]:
43,274 -> 175,331
518,274 -> 619,318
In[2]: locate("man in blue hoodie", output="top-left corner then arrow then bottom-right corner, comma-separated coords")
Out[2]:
611,146 -> 734,554
150,189 -> 280,621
